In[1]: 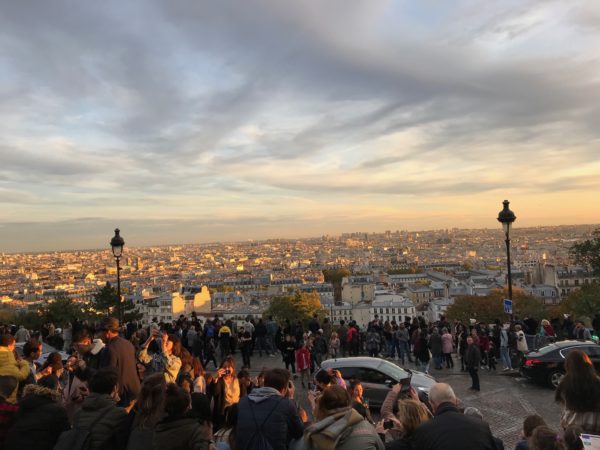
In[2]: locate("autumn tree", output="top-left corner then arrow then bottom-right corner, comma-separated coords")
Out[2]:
446,289 -> 546,324
265,291 -> 324,325
560,284 -> 600,320
571,228 -> 600,275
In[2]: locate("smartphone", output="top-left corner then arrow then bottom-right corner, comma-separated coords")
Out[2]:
383,420 -> 394,430
399,375 -> 412,398
307,382 -> 316,391
225,369 -> 231,376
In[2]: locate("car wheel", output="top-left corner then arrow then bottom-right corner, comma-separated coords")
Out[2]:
548,370 -> 565,389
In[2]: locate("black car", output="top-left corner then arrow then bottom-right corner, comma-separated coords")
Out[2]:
521,340 -> 600,388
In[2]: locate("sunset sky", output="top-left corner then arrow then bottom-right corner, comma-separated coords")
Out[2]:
1,1 -> 599,252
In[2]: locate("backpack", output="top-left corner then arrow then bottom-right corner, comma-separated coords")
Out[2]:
206,325 -> 215,338
245,397 -> 284,450
53,405 -> 113,450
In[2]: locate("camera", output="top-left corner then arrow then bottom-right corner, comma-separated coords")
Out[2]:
383,420 -> 394,430
225,369 -> 231,376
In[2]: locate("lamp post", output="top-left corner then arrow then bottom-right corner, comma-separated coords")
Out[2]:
497,200 -> 516,321
110,228 -> 125,323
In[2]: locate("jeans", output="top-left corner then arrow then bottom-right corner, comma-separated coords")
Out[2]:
255,337 -> 268,356
398,341 -> 412,363
433,355 -> 443,369
469,367 -> 480,390
387,340 -> 395,358
500,346 -> 512,369
444,352 -> 454,368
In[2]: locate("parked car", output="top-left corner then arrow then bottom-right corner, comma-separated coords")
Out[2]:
319,357 -> 436,408
521,340 -> 600,388
14,341 -> 69,367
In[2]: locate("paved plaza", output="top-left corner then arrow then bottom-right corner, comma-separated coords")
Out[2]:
227,352 -> 562,449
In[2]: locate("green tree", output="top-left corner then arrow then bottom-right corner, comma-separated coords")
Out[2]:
560,284 -> 600,320
265,292 -> 324,325
571,228 -> 600,275
92,282 -> 118,315
41,294 -> 90,326
122,298 -> 143,323
323,268 -> 350,303
446,289 -> 546,324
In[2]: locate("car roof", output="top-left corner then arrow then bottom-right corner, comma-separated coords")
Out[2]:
321,357 -> 385,370
548,340 -> 597,348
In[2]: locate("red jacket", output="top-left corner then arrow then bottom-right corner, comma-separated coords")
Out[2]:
296,347 -> 311,371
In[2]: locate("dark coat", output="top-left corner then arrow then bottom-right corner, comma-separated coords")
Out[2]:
236,388 -> 304,450
4,384 -> 70,450
73,392 -> 130,450
100,336 -> 141,404
411,403 -> 498,450
153,416 -> 212,450
428,333 -> 443,356
465,344 -> 482,369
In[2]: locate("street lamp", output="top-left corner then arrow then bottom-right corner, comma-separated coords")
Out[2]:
497,200 -> 516,320
110,228 -> 125,323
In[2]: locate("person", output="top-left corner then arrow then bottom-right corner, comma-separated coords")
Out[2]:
0,334 -> 30,403
376,398 -> 430,449
429,328 -> 443,370
0,376 -> 19,448
414,330 -> 430,374
338,321 -> 348,357
366,327 -> 381,358
14,327 -> 30,344
563,425 -> 584,450
99,317 -> 140,406
516,325 -> 528,358
254,319 -> 269,358
40,351 -> 64,379
329,332 -> 340,359
301,384 -> 384,450
296,341 -> 311,388
61,367 -> 130,450
347,380 -> 373,423
218,323 -> 233,362
210,358 -> 240,430
574,322 -> 592,341
72,329 -> 105,371
62,354 -> 90,422
500,324 -> 513,371
411,383 -> 498,449
396,324 -> 412,364
237,369 -> 255,397
4,375 -> 70,450
192,357 -> 206,394
465,336 -> 481,391
463,407 -> 505,449
138,330 -> 183,383
312,331 -> 327,369
19,339 -> 44,391
239,329 -> 252,369
555,350 -> 600,434
283,335 -> 297,374
515,415 -> 547,450
153,384 -> 213,450
308,315 -> 320,335
441,328 -> 453,369
214,403 -> 238,450
236,368 -> 304,450
205,338 -> 218,369
127,373 -> 167,450
530,426 -> 566,450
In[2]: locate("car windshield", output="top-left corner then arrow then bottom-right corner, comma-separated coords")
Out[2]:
377,360 -> 409,380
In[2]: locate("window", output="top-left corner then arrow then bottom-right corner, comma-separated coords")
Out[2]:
336,367 -> 359,379
357,368 -> 388,384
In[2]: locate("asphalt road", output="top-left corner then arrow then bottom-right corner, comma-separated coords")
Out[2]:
224,352 -> 562,449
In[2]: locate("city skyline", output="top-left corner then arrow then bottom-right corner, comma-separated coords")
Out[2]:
2,1 -> 600,252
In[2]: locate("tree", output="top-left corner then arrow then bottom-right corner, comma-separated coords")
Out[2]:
265,292 -> 324,325
571,228 -> 600,275
323,268 -> 350,304
559,284 -> 600,320
446,289 -> 546,324
92,282 -> 118,315
41,294 -> 89,326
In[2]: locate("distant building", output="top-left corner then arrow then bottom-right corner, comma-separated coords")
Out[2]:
341,276 -> 375,305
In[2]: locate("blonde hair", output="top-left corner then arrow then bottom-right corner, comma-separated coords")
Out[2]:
396,399 -> 431,435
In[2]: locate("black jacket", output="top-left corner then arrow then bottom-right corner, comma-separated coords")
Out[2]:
411,403 -> 498,450
73,392 -> 130,450
153,416 -> 212,450
100,336 -> 141,404
4,384 -> 70,450
465,344 -> 481,369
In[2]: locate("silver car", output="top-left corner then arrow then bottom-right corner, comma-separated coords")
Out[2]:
319,357 -> 436,408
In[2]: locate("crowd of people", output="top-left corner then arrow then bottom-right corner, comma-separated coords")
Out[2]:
0,310 -> 596,450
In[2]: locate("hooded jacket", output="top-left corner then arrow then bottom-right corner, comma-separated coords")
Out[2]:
4,384 -> 70,450
300,407 -> 384,450
152,415 -> 212,450
73,392 -> 130,450
0,347 -> 31,403
236,387 -> 304,450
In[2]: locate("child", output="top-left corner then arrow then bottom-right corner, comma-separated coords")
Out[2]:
295,341 -> 311,388
531,426 -> 565,450
0,376 -> 19,447
329,332 -> 340,359
282,335 -> 296,374
515,415 -> 547,450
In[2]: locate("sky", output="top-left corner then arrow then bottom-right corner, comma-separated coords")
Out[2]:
1,0 -> 599,252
